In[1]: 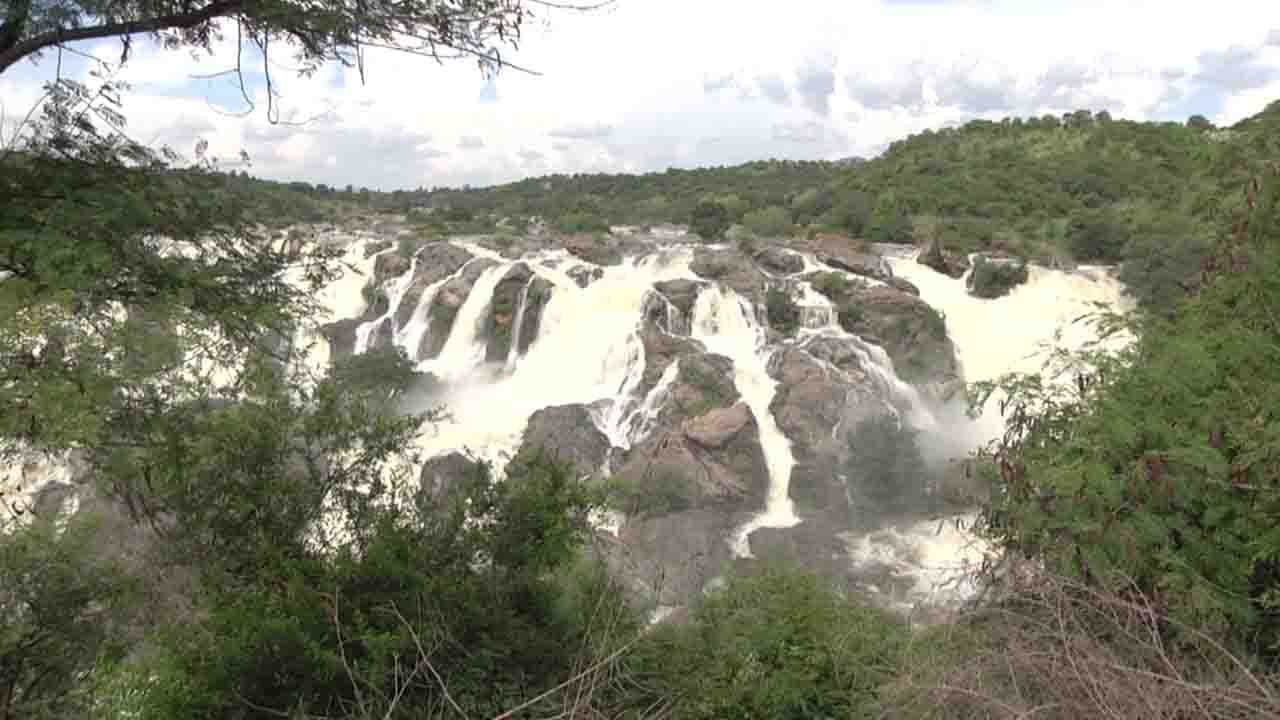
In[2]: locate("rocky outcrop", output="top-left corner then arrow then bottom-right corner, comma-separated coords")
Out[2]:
515,404 -> 611,478
887,277 -> 920,296
517,277 -> 554,354
842,287 -> 957,385
319,318 -> 361,360
393,243 -> 474,331
603,509 -> 739,605
485,263 -> 534,362
567,264 -> 603,288
753,246 -> 804,275
420,258 -> 499,360
636,325 -> 701,397
682,402 -> 753,450
648,279 -> 707,337
363,240 -> 393,258
374,250 -> 412,283
653,279 -> 706,319
563,233 -> 623,266
690,246 -> 767,303
917,238 -> 970,279
794,233 -> 894,282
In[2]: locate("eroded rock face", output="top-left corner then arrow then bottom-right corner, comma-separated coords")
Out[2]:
603,509 -> 739,605
419,258 -> 498,360
794,233 -> 894,283
516,404 -> 611,478
843,287 -> 957,385
393,243 -> 474,331
682,402 -> 752,450
652,279 -> 706,319
485,263 -> 534,362
518,277 -> 555,354
319,318 -> 361,360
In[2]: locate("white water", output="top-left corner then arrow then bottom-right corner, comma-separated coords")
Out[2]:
837,251 -> 1133,612
408,248 -> 700,470
690,287 -> 800,556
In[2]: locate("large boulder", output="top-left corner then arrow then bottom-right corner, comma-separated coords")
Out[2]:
649,279 -> 707,337
690,246 -> 768,303
374,250 -> 412,283
603,508 -> 739,605
485,263 -> 534,362
515,404 -> 612,478
319,318 -> 361,360
562,233 -> 623,266
652,279 -> 706,319
419,259 -> 498,360
753,246 -> 805,275
841,287 -> 958,385
795,232 -> 893,282
682,402 -> 753,450
635,325 -> 701,398
567,264 -> 604,288
393,243 -> 474,331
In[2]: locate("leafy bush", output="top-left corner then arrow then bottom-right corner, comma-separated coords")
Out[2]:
844,414 -> 932,512
623,566 -> 908,720
765,285 -> 801,335
742,205 -> 792,237
690,200 -> 731,241
967,256 -> 1029,298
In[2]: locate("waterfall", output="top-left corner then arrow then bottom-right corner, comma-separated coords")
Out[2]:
504,279 -> 533,372
690,286 -> 800,556
354,254 -> 421,356
422,263 -> 512,381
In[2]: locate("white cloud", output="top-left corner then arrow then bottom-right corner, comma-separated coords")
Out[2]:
3,0 -> 1280,188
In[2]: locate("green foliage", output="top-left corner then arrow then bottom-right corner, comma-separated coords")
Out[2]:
742,205 -> 793,237
970,173 -> 1280,663
845,414 -> 932,511
765,285 -> 801,335
604,471 -> 694,517
690,199 -> 731,241
623,566 -> 908,720
967,256 -> 1029,298
0,514 -> 138,719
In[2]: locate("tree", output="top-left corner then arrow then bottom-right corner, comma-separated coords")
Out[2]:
1188,114 -> 1214,131
690,199 -> 730,241
844,413 -> 931,511
742,205 -> 791,237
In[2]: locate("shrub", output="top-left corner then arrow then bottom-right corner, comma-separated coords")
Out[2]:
765,285 -> 801,335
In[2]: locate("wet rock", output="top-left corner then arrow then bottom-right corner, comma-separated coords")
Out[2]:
567,264 -> 604,288
419,258 -> 498,360
794,232 -> 894,282
516,404 -> 612,478
485,263 -> 534,362
690,246 -> 768,303
363,240 -> 393,258
393,243 -> 473,331
518,277 -> 555,354
319,318 -> 361,360
652,279 -> 707,318
842,287 -> 958,385
753,246 -> 805,275
635,325 -> 700,397
887,277 -> 920,296
563,233 -> 623,266
603,508 -> 739,605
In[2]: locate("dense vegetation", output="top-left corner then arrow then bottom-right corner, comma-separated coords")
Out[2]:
7,4 -> 1280,715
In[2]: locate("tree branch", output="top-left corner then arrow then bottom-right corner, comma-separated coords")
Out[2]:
0,0 -> 244,75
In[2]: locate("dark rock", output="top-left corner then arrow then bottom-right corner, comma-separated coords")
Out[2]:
516,404 -> 611,478
753,246 -> 805,275
636,325 -> 700,398
887,277 -> 920,296
320,318 -> 361,360
603,508 -> 739,605
363,240 -> 393,258
418,452 -> 482,505
419,259 -> 498,360
652,279 -> 707,318
841,287 -> 958,385
567,265 -> 604,288
374,251 -> 412,283
517,277 -> 555,354
485,263 -> 534,362
393,243 -> 473,331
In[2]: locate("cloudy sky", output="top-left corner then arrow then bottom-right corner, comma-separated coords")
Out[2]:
3,0 -> 1280,190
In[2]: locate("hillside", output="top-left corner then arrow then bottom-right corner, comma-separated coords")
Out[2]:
252,101 -> 1280,310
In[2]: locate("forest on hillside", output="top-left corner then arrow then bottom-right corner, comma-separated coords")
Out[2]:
250,101 -> 1280,310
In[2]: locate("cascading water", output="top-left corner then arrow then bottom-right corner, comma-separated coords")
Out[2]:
504,280 -> 533,372
690,286 -> 800,556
